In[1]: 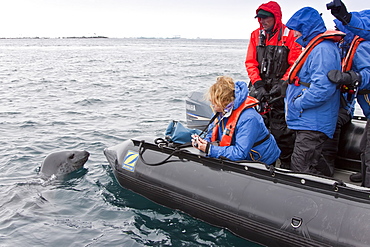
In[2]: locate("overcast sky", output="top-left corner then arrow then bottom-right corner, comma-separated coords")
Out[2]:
0,0 -> 368,39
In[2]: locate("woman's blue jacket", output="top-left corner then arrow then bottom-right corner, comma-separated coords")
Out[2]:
205,81 -> 280,165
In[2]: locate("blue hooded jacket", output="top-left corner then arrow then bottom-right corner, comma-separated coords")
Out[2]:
205,81 -> 280,165
347,10 -> 370,41
285,7 -> 341,138
335,19 -> 370,119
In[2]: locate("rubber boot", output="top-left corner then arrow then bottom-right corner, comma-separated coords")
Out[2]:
349,172 -> 362,183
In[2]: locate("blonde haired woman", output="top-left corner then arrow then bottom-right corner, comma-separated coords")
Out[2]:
192,76 -> 280,165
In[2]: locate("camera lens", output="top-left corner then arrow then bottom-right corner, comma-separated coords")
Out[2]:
326,1 -> 335,10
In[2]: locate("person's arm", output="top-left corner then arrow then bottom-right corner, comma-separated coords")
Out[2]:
328,0 -> 370,40
281,29 -> 302,81
347,12 -> 370,41
354,42 -> 370,90
327,42 -> 370,91
245,30 -> 262,84
208,114 -> 259,161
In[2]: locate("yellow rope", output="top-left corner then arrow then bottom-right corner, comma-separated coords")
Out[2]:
249,149 -> 262,161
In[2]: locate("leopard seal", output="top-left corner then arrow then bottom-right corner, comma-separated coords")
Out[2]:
40,150 -> 90,179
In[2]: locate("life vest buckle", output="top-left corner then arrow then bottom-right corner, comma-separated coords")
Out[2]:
293,76 -> 300,87
223,128 -> 231,136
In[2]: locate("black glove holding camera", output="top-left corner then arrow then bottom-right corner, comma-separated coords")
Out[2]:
327,0 -> 352,25
253,80 -> 268,102
328,70 -> 361,93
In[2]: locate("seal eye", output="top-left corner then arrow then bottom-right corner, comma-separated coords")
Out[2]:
69,154 -> 75,159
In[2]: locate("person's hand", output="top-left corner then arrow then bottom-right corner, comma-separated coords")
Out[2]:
253,80 -> 268,102
327,70 -> 361,86
328,0 -> 352,24
269,80 -> 284,97
192,135 -> 210,153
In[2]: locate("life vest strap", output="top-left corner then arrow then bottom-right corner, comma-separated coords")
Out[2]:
287,30 -> 345,84
295,81 -> 311,88
252,133 -> 270,148
211,96 -> 259,146
342,36 -> 365,72
358,90 -> 370,95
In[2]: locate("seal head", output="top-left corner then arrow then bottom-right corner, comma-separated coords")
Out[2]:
40,150 -> 90,178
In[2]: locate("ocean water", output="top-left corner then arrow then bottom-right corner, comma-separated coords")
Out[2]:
0,38 -> 261,246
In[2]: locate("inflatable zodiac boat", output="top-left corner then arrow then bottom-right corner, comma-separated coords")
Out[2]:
104,92 -> 370,247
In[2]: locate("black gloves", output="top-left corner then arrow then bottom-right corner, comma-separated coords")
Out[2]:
253,80 -> 268,101
327,0 -> 352,24
269,80 -> 284,97
328,70 -> 361,93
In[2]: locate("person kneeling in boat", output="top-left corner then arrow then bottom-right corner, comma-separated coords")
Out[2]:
192,76 -> 281,166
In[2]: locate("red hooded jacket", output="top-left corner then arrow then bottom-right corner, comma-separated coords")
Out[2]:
245,1 -> 302,84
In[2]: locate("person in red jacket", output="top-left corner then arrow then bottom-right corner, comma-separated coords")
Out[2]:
245,1 -> 302,169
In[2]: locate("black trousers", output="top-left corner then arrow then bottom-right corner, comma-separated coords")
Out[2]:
249,81 -> 295,169
317,108 -> 352,177
291,130 -> 328,174
268,97 -> 295,169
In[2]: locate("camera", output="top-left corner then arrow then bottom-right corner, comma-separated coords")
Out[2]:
326,0 -> 341,10
192,135 -> 199,148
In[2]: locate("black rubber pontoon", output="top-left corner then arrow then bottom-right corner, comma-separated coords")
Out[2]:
104,91 -> 368,246
104,135 -> 370,247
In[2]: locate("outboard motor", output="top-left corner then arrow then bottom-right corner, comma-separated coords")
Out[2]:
185,91 -> 213,130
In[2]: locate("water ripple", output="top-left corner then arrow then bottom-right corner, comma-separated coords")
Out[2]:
0,38 -> 258,247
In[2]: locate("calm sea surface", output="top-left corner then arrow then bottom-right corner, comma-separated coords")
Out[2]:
0,38 -> 262,246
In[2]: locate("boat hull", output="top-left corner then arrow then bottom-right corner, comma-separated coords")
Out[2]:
104,137 -> 370,247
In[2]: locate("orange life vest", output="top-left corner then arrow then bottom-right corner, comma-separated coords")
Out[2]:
287,30 -> 345,86
341,35 -> 366,95
342,35 -> 365,72
211,96 -> 259,146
